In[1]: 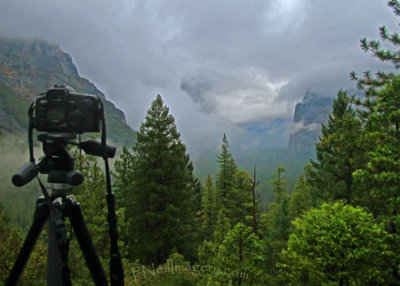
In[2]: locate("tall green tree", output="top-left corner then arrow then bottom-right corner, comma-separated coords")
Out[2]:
126,95 -> 198,265
349,3 -> 400,281
258,167 -> 290,284
249,166 -> 260,235
270,167 -> 288,203
233,170 -> 253,227
308,90 -> 362,204
287,165 -> 314,225
113,145 -> 134,209
352,77 -> 400,282
214,134 -> 238,238
201,175 -> 218,240
215,134 -> 238,211
266,167 -> 290,243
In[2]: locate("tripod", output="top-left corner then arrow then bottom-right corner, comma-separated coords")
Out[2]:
6,134 -> 110,286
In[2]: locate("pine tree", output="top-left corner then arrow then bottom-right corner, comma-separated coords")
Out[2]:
233,170 -> 253,228
258,167 -> 291,283
352,77 -> 400,282
213,223 -> 265,285
250,166 -> 260,235
348,4 -> 400,281
270,167 -> 288,203
350,1 -> 400,96
215,134 -> 238,236
216,134 -> 237,208
287,166 -> 314,224
201,175 -> 218,240
127,95 -> 197,265
308,90 -> 362,204
113,146 -> 134,209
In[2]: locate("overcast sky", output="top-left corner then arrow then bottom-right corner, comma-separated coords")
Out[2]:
0,0 -> 397,155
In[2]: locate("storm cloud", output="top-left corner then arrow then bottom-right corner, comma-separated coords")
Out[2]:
0,0 -> 397,155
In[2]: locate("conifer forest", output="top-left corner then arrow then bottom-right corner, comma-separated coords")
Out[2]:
3,1 -> 400,285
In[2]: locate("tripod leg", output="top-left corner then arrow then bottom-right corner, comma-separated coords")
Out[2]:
6,198 -> 49,286
66,196 -> 108,286
47,198 -> 71,286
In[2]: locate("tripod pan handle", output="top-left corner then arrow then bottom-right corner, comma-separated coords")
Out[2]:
12,162 -> 39,187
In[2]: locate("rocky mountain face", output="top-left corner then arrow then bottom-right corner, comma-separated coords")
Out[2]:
288,93 -> 333,155
0,37 -> 136,146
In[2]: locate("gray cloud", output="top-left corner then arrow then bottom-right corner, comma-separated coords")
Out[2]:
0,0 -> 397,154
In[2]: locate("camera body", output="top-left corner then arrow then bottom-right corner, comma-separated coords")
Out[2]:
35,85 -> 101,134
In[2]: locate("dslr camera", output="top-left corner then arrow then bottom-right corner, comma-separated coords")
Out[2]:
35,85 -> 101,134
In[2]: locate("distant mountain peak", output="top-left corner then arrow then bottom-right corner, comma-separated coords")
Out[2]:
293,92 -> 333,125
288,92 -> 333,154
0,37 -> 136,146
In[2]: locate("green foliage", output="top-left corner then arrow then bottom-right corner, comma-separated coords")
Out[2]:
0,206 -> 47,285
352,77 -> 400,216
287,166 -> 314,224
270,167 -> 288,203
279,202 -> 393,285
309,90 -> 363,204
201,175 -> 218,240
112,145 -> 134,209
125,95 -> 198,265
216,134 -> 238,219
350,1 -> 400,95
127,252 -> 202,286
233,170 -> 253,227
213,135 -> 253,236
67,152 -> 111,283
256,167 -> 291,283
213,223 -> 265,285
0,209 -> 23,284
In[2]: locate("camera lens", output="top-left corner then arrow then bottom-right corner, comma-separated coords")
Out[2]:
68,110 -> 83,127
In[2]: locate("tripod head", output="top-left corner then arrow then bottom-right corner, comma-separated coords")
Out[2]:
12,133 -> 115,189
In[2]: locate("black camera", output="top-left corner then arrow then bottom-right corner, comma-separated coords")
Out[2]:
35,85 -> 101,133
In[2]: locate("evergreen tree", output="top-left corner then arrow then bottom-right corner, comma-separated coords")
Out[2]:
214,134 -> 238,237
270,167 -> 288,203
350,0 -> 400,96
250,166 -> 260,235
213,223 -> 265,285
232,169 -> 253,227
215,134 -> 238,211
127,95 -> 197,265
201,175 -> 218,240
308,90 -> 362,204
258,167 -> 290,284
263,167 -> 290,242
352,77 -> 400,282
287,166 -> 314,225
113,145 -> 134,209
349,3 -> 400,280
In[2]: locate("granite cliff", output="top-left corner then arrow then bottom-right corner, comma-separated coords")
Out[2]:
0,37 -> 136,146
288,93 -> 333,155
